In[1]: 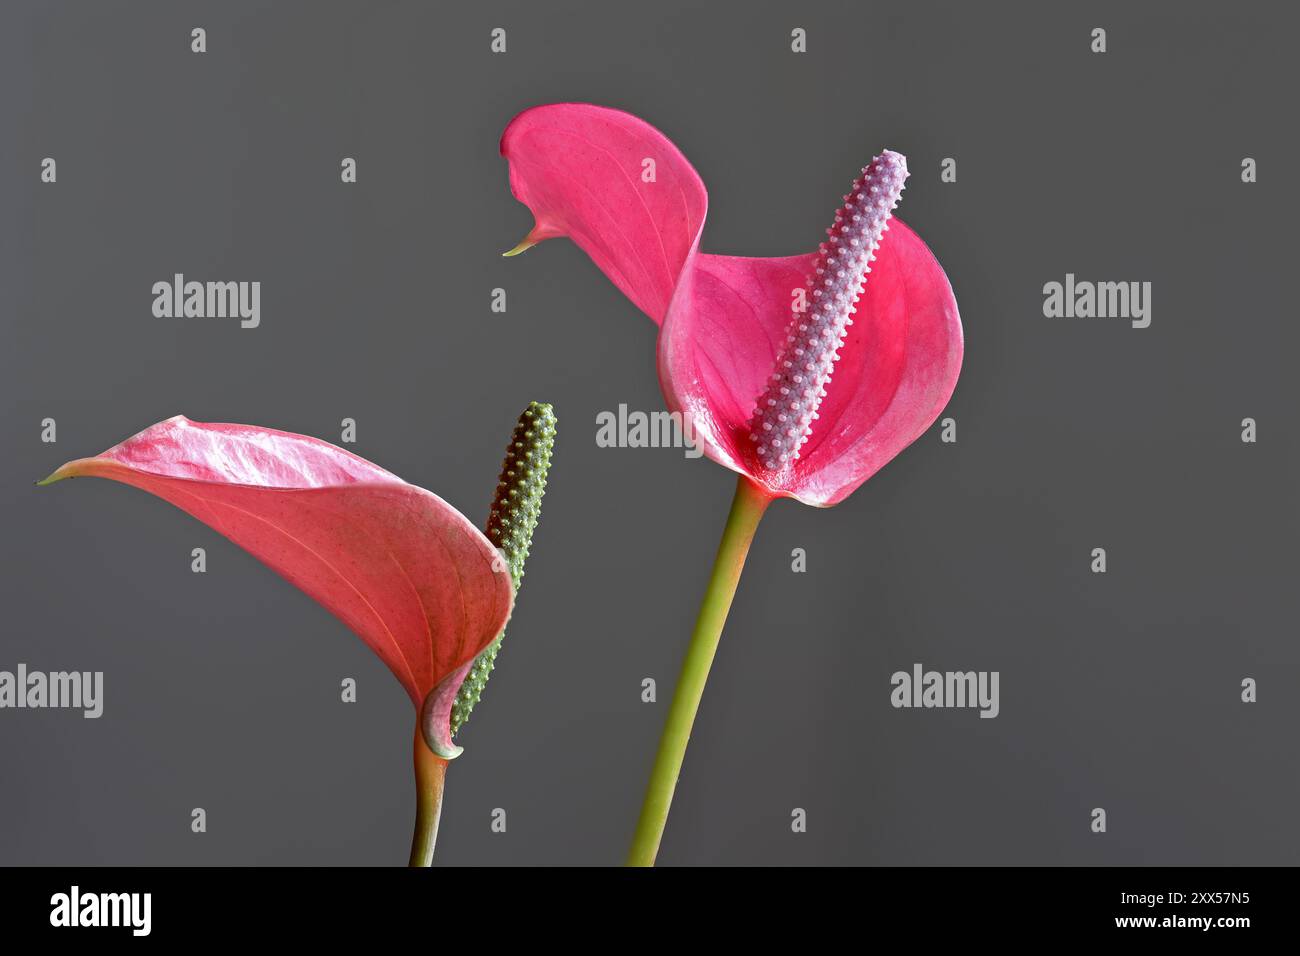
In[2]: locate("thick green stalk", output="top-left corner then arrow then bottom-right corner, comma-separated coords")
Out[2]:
627,475 -> 772,866
408,728 -> 447,867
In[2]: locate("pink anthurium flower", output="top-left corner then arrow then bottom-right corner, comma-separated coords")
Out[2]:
39,415 -> 518,865
500,103 -> 963,864
501,103 -> 962,507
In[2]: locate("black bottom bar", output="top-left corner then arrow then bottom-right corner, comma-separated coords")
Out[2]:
0,865 -> 1281,941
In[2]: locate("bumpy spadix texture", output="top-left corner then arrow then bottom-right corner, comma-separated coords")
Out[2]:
750,151 -> 908,472
500,104 -> 962,506
450,402 -> 556,735
39,416 -> 514,716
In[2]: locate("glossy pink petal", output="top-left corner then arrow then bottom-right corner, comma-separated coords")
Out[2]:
501,103 -> 707,324
40,416 -> 513,715
502,104 -> 962,506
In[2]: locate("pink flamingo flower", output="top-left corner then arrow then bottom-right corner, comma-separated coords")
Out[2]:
500,103 -> 963,865
39,415 -> 516,865
501,103 -> 962,507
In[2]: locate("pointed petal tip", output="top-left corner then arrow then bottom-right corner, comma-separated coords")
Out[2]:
502,236 -> 539,258
36,459 -> 90,486
420,666 -> 472,761
428,736 -> 464,760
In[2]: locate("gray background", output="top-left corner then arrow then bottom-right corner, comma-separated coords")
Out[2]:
2,0 -> 1296,866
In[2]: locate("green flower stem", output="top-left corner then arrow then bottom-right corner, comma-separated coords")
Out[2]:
627,474 -> 772,866
409,726 -> 448,867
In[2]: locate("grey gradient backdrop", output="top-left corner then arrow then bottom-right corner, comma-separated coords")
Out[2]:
2,1 -> 1297,866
